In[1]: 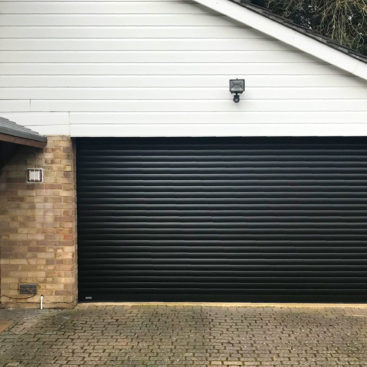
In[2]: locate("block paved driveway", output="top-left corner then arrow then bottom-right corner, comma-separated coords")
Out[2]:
0,304 -> 367,367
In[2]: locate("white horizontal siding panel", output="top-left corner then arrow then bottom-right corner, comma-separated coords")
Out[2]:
0,63 -> 339,75
0,112 -> 70,134
0,75 -> 363,88
0,39 -> 281,51
1,112 -> 69,125
0,1 -> 205,14
2,87 -> 366,100
31,99 -> 367,112
0,26 -> 257,39
70,123 -> 367,137
22,124 -> 70,134
0,14 -> 231,26
0,51 -> 315,63
0,0 -> 366,137
70,112 -> 367,124
0,0 -> 181,2
0,0 -> 182,1
0,100 -> 30,111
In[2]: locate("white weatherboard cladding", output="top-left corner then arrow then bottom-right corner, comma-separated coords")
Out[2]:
0,0 -> 366,137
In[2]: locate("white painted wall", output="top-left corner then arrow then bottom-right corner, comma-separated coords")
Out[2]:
0,0 -> 366,137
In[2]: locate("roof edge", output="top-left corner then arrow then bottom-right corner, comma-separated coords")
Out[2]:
0,127 -> 47,143
193,0 -> 367,80
0,132 -> 47,148
231,0 -> 367,64
0,116 -> 47,148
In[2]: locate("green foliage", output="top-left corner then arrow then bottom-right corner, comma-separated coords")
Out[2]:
248,0 -> 367,56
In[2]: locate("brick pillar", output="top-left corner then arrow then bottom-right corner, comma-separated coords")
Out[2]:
0,136 -> 77,308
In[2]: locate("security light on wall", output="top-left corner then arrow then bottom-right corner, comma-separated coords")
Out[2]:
26,168 -> 43,183
229,79 -> 245,103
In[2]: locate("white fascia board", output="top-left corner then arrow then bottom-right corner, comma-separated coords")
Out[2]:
193,0 -> 367,80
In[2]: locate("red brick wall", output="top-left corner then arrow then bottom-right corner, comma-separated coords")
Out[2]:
0,136 -> 77,308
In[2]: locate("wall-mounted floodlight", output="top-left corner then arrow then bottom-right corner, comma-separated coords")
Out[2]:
229,79 -> 245,103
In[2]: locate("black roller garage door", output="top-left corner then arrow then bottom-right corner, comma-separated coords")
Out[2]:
77,137 -> 367,302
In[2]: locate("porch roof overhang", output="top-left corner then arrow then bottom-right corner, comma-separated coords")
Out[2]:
0,117 -> 47,149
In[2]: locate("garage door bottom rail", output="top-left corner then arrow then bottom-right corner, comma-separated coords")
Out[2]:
78,293 -> 367,303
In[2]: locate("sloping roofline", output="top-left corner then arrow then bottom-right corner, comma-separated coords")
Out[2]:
0,117 -> 47,148
193,0 -> 367,80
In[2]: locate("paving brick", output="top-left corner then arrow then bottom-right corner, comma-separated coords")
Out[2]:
0,305 -> 366,367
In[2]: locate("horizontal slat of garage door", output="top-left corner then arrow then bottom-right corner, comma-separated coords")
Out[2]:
77,137 -> 367,302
